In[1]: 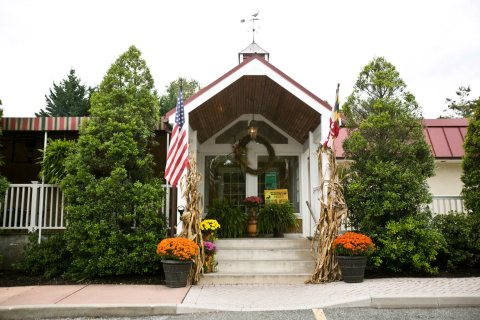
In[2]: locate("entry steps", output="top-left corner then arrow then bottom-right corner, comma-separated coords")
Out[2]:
200,236 -> 314,284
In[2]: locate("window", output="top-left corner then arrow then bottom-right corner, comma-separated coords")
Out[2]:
205,156 -> 246,211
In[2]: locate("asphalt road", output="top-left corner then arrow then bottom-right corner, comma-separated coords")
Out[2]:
42,307 -> 480,320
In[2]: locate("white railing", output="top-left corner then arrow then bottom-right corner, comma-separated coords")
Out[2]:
429,196 -> 466,215
1,182 -> 172,232
1,182 -> 65,231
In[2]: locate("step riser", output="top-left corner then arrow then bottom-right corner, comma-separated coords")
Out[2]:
201,274 -> 311,285
217,261 -> 314,274
216,239 -> 310,249
217,249 -> 311,261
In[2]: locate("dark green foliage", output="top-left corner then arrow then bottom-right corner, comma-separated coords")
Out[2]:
36,69 -> 92,117
462,95 -> 480,214
61,46 -> 166,279
206,199 -> 246,238
159,77 -> 200,116
39,139 -> 75,184
342,57 -> 435,237
375,215 -> 446,275
257,202 -> 297,235
19,232 -> 71,279
433,213 -> 480,271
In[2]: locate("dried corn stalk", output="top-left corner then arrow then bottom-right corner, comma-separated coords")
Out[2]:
179,157 -> 205,284
308,146 -> 348,283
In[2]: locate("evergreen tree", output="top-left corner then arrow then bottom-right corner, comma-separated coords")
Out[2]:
461,94 -> 480,214
342,57 -> 435,236
443,86 -> 476,118
159,77 -> 200,116
62,46 -> 166,278
36,69 -> 92,117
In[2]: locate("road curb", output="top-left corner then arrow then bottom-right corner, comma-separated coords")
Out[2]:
0,304 -> 178,320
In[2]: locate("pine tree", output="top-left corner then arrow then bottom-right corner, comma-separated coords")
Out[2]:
159,77 -> 200,116
36,69 -> 91,117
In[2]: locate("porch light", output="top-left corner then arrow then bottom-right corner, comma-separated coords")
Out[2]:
248,120 -> 258,139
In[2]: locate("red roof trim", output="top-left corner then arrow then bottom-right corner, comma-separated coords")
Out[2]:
165,55 -> 332,118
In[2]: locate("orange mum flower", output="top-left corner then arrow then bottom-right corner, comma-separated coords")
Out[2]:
156,237 -> 199,261
332,232 -> 375,257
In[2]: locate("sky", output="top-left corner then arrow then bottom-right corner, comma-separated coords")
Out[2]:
1,0 -> 479,119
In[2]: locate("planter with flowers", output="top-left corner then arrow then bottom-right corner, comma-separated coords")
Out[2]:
200,219 -> 221,242
203,241 -> 218,273
156,237 -> 199,287
332,231 -> 376,283
244,196 -> 263,237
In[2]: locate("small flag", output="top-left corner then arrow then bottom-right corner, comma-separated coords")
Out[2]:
323,84 -> 341,150
164,88 -> 189,186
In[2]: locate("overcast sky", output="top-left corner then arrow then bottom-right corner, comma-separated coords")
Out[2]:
1,0 -> 479,118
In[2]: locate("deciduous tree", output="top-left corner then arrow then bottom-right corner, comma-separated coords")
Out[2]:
342,57 -> 435,236
159,77 -> 200,116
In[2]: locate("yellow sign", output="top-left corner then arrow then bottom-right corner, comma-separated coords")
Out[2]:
265,189 -> 289,204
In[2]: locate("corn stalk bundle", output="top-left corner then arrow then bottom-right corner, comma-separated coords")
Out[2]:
308,147 -> 348,283
179,158 -> 205,284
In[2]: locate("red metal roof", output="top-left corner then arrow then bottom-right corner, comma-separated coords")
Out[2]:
334,118 -> 468,159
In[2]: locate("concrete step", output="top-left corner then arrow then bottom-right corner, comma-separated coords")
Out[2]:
216,238 -> 310,249
200,273 -> 312,285
217,248 -> 311,260
217,260 -> 314,274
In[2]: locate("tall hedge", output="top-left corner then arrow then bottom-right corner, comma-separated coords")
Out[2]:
62,46 -> 166,278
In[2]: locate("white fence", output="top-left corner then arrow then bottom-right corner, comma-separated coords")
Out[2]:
429,196 -> 465,215
1,183 -> 171,232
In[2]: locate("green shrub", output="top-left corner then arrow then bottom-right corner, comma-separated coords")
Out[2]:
18,232 -> 71,279
206,199 -> 246,238
39,139 -> 75,184
374,214 -> 446,275
257,202 -> 297,236
433,212 -> 480,271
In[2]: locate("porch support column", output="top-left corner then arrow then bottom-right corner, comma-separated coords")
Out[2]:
307,131 -> 320,237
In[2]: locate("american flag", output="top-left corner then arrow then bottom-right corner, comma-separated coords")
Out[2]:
322,83 -> 341,150
164,88 -> 189,187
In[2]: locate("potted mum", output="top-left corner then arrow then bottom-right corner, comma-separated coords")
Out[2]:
244,196 -> 262,237
332,231 -> 375,283
156,237 -> 199,287
200,219 -> 221,241
203,241 -> 217,273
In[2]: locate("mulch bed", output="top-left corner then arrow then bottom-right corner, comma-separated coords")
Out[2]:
0,269 -> 165,287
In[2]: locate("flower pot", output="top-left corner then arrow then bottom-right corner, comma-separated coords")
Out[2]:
337,256 -> 367,283
162,260 -> 192,288
247,217 -> 257,237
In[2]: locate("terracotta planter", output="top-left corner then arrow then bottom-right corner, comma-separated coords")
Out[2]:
162,260 -> 192,287
337,256 -> 367,283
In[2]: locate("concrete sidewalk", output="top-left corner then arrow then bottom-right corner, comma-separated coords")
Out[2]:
1,278 -> 480,319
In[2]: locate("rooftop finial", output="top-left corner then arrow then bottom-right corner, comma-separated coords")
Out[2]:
241,11 -> 260,43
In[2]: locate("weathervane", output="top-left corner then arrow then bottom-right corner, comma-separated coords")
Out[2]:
241,11 -> 260,43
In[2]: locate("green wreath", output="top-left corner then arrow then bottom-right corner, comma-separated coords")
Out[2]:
233,135 -> 275,175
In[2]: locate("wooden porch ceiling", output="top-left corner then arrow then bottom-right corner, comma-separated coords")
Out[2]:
189,75 -> 321,144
